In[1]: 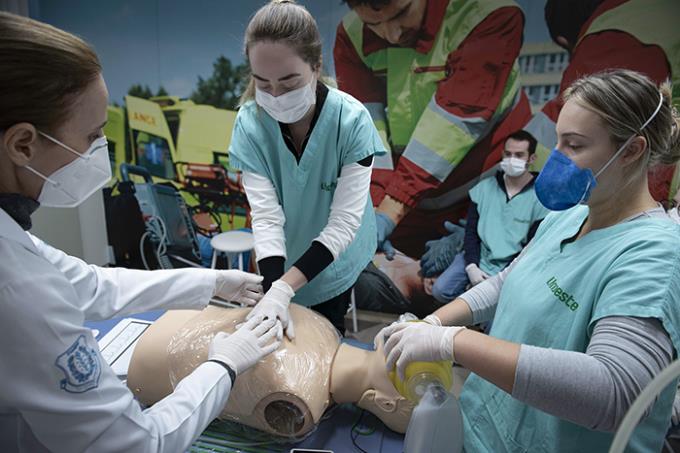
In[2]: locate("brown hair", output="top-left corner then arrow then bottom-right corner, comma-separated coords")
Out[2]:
0,12 -> 102,133
507,129 -> 538,155
564,69 -> 680,174
239,0 -> 322,105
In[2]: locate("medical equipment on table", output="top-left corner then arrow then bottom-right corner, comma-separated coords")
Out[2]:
120,163 -> 201,269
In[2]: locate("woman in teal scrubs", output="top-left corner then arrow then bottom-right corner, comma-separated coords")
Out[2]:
228,0 -> 384,336
378,69 -> 680,452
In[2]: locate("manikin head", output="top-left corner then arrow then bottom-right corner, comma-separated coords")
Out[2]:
127,304 -> 414,438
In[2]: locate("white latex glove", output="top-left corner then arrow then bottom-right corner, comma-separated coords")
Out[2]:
208,316 -> 282,375
374,316 -> 409,352
214,270 -> 264,305
374,314 -> 441,350
245,280 -> 295,340
381,322 -> 466,381
465,263 -> 490,286
423,314 -> 442,326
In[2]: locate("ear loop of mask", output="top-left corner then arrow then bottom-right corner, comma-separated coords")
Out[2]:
577,179 -> 593,204
23,165 -> 58,186
38,130 -> 96,160
594,91 -> 664,179
23,131 -> 101,185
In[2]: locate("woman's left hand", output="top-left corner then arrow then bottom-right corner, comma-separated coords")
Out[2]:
214,270 -> 264,306
381,322 -> 466,380
245,280 -> 296,341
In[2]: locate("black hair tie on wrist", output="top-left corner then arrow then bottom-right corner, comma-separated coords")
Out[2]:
207,359 -> 237,384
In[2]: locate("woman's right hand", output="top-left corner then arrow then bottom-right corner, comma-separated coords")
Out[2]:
382,322 -> 466,381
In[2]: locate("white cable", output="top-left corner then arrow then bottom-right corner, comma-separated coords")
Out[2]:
149,216 -> 167,257
610,359 -> 680,453
144,215 -> 169,269
139,232 -> 151,270
139,216 -> 170,270
169,253 -> 203,268
154,218 -> 167,268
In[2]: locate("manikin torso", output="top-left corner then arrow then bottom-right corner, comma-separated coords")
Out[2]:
127,304 -> 414,438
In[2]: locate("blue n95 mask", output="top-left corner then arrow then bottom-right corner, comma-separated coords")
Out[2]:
534,149 -> 597,211
535,92 -> 665,211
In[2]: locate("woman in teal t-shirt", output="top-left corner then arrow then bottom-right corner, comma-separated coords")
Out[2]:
378,69 -> 680,452
228,0 -> 385,336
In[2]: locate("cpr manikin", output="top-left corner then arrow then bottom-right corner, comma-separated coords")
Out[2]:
127,304 -> 415,437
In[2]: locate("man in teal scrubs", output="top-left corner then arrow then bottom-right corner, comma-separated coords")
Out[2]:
431,130 -> 549,303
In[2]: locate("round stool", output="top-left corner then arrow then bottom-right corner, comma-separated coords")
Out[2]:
210,230 -> 254,270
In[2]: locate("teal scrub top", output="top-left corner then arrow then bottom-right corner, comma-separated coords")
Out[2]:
228,86 -> 386,307
460,205 -> 680,453
469,173 -> 549,275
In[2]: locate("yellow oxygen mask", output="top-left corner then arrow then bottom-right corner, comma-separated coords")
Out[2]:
389,359 -> 454,403
385,314 -> 454,403
382,314 -> 463,452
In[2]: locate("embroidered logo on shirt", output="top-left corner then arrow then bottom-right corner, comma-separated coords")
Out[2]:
321,181 -> 337,191
546,277 -> 579,311
55,335 -> 101,393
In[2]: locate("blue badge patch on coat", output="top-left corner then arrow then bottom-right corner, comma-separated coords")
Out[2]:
55,334 -> 101,393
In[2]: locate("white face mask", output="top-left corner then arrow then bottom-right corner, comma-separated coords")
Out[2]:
500,157 -> 528,177
255,79 -> 316,124
24,132 -> 112,208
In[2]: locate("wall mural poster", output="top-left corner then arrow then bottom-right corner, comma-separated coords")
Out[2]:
32,0 -> 679,316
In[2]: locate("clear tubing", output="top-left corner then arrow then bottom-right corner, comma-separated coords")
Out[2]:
609,359 -> 680,453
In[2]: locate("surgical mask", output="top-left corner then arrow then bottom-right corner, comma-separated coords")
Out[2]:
535,92 -> 664,211
500,157 -> 527,177
255,79 -> 316,124
24,132 -> 111,208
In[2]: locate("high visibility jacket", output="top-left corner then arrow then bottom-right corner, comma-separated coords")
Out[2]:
334,0 -> 531,209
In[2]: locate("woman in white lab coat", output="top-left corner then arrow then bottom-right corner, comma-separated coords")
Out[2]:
0,12 -> 282,452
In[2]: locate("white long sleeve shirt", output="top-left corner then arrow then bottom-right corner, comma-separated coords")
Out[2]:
0,208 -> 231,453
243,161 -> 372,262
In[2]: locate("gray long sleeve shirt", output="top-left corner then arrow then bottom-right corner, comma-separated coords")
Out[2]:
459,207 -> 675,432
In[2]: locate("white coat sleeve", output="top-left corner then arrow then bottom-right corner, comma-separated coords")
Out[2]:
315,162 -> 372,259
28,233 -> 217,321
241,171 -> 287,260
0,261 -> 231,453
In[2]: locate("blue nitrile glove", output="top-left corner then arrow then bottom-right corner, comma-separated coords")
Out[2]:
420,221 -> 465,277
375,211 -> 396,260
